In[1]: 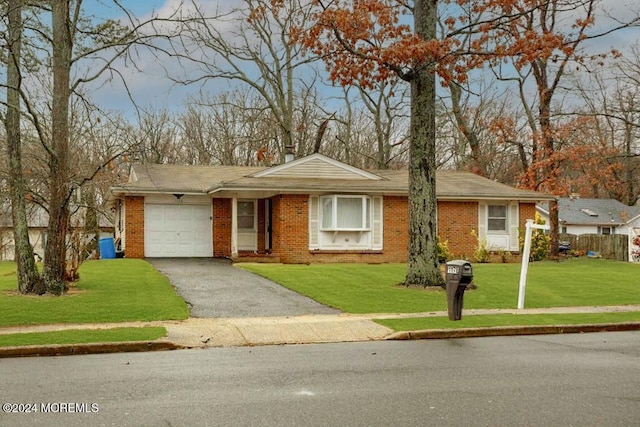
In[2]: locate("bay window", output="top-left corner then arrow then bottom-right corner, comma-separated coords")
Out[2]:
320,195 -> 370,231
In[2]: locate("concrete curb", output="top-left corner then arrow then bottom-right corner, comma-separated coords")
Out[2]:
1,321 -> 639,359
386,322 -> 640,340
0,340 -> 185,359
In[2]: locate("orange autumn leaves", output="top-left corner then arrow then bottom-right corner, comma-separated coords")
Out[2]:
291,0 -> 460,87
292,0 -> 598,87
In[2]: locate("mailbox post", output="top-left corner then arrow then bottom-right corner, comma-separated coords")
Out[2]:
445,260 -> 473,321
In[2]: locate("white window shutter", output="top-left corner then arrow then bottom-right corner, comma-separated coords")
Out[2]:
309,196 -> 320,249
477,202 -> 487,242
509,201 -> 520,251
372,197 -> 383,250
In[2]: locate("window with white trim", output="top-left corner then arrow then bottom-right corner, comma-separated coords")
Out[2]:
487,205 -> 508,232
320,195 -> 370,231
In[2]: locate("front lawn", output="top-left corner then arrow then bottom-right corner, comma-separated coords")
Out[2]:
239,258 -> 640,313
0,259 -> 188,326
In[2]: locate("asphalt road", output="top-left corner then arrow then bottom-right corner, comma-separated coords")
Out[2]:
1,332 -> 638,426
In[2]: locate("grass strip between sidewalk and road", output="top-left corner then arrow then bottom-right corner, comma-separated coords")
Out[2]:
0,327 -> 167,347
375,312 -> 640,331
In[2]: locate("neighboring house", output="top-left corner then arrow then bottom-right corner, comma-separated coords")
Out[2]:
108,154 -> 554,263
536,197 -> 640,236
0,204 -> 114,261
0,207 -> 46,261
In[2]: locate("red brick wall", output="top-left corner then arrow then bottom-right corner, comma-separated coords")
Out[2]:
213,198 -> 232,257
124,196 -> 145,258
519,203 -> 536,230
271,195 -> 309,263
380,196 -> 408,262
437,201 -> 479,259
519,202 -> 537,252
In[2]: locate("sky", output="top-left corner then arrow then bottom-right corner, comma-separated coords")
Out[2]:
80,0 -> 640,118
81,0 -> 250,117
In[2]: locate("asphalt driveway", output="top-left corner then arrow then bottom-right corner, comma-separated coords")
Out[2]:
148,258 -> 340,318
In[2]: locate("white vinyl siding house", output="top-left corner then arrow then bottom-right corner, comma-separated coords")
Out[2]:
536,198 -> 640,237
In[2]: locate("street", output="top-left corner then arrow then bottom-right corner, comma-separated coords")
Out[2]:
1,332 -> 638,426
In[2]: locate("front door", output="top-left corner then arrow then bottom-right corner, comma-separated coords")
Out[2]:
237,199 -> 257,251
265,199 -> 272,251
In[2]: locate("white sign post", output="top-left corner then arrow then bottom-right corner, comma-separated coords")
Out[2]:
518,219 -> 550,309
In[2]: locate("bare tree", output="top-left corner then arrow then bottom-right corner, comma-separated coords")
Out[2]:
2,1 -> 184,294
171,0 -> 320,162
328,84 -> 409,169
573,54 -> 640,204
130,107 -> 181,164
1,0 -> 45,294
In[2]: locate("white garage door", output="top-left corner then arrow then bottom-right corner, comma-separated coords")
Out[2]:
145,204 -> 213,257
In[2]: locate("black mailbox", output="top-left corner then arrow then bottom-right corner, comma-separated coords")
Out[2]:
445,260 -> 473,321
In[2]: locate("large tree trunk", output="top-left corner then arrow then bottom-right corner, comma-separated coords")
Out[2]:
43,0 -> 72,295
404,0 -> 444,287
5,0 -> 45,294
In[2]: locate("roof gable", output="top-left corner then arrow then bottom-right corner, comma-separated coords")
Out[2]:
250,153 -> 384,180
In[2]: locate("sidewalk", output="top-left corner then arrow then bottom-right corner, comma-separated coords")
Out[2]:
1,305 -> 639,358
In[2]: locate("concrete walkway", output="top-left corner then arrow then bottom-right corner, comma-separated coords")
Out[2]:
1,305 -> 639,355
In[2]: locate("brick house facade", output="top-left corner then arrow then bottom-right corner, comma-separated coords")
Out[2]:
121,195 -> 539,263
112,154 -> 552,263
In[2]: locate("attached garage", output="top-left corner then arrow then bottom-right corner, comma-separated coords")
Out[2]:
144,201 -> 213,257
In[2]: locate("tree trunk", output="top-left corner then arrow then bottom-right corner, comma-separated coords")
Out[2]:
404,0 -> 444,287
548,199 -> 559,258
43,0 -> 72,295
5,0 -> 45,294
538,88 -> 560,258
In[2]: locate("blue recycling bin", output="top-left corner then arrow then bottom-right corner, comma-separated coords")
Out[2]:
99,237 -> 116,259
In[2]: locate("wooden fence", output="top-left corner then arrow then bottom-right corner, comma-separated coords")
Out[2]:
559,233 -> 629,262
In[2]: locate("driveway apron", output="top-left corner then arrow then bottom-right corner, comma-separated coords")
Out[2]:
148,258 -> 340,318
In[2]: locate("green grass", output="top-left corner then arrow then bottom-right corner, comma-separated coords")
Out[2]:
0,327 -> 166,347
239,258 -> 640,313
0,259 -> 188,327
376,312 -> 640,331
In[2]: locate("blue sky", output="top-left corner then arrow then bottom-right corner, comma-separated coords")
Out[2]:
80,0 -> 640,117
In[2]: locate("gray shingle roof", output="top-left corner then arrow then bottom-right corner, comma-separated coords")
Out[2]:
538,198 -> 640,225
112,159 -> 552,202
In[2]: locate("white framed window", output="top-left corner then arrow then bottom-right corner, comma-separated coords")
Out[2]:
320,195 -> 371,231
487,205 -> 508,232
237,200 -> 256,231
599,226 -> 614,235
